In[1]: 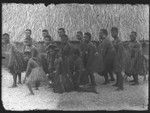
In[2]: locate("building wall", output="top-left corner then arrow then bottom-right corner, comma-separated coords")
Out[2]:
2,4 -> 149,42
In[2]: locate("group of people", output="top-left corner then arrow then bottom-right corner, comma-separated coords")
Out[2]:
2,27 -> 148,95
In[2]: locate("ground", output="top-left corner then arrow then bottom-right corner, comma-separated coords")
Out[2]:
1,68 -> 149,111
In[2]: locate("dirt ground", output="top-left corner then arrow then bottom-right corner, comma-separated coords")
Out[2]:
1,68 -> 149,111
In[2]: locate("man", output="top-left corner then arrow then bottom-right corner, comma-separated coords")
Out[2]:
83,32 -> 97,86
4,33 -> 25,87
111,27 -> 124,91
44,35 -> 58,83
22,29 -> 35,82
76,31 -> 89,85
23,29 -> 33,54
25,29 -> 32,41
127,31 -> 144,85
97,29 -> 115,85
69,48 -> 84,91
58,28 -> 73,58
42,29 -> 50,38
58,28 -> 66,38
76,31 -> 86,62
56,28 -> 74,92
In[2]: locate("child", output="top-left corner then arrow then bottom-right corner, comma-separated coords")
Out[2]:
23,48 -> 49,95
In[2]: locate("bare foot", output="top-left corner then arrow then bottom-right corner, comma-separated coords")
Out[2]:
17,82 -> 22,84
25,93 -> 34,96
9,84 -> 17,88
35,88 -> 39,90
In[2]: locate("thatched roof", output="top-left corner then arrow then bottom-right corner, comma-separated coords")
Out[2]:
2,4 -> 149,42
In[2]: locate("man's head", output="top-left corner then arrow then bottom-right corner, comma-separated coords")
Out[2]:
130,31 -> 137,41
44,35 -> 52,45
111,27 -> 118,38
76,31 -> 83,41
42,29 -> 49,38
25,29 -> 32,37
58,28 -> 65,37
99,29 -> 108,40
84,32 -> 91,43
2,33 -> 10,45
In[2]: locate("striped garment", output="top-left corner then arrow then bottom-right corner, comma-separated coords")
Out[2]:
8,45 -> 27,75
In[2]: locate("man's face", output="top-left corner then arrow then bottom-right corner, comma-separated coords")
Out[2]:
58,30 -> 65,37
76,33 -> 82,41
111,29 -> 117,38
42,31 -> 48,38
25,30 -> 31,37
130,32 -> 136,41
99,31 -> 105,40
2,35 -> 9,45
84,34 -> 90,43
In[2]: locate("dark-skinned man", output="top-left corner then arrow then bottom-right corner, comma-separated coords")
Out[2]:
83,32 -> 97,86
97,29 -> 115,85
111,27 -> 125,91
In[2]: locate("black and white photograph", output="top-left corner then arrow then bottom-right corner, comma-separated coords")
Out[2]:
1,3 -> 149,111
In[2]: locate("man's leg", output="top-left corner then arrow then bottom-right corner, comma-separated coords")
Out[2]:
102,71 -> 109,85
109,71 -> 115,81
26,81 -> 34,95
35,81 -> 40,90
9,74 -> 17,88
112,73 -> 118,86
115,72 -> 124,91
131,74 -> 139,85
89,72 -> 96,86
17,73 -> 22,84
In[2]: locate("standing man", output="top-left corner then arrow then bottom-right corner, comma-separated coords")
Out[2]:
42,29 -> 50,38
127,31 -> 143,85
97,29 -> 115,84
76,31 -> 89,85
23,29 -> 34,55
23,29 -> 35,81
83,32 -> 97,86
44,35 -> 58,82
111,27 -> 124,91
57,28 -> 74,92
69,48 -> 84,91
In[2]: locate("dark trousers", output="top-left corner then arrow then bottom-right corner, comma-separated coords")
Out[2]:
132,74 -> 139,83
88,72 -> 96,85
35,80 -> 40,89
115,72 -> 124,89
103,71 -> 109,83
109,71 -> 115,80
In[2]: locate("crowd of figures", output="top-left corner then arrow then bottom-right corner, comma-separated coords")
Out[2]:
2,27 -> 149,95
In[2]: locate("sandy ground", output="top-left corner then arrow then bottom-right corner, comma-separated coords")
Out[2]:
1,68 -> 149,111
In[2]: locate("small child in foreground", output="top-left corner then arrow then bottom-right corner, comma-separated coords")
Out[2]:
23,48 -> 49,95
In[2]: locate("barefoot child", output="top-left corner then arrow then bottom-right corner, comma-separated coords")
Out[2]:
23,48 -> 49,95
